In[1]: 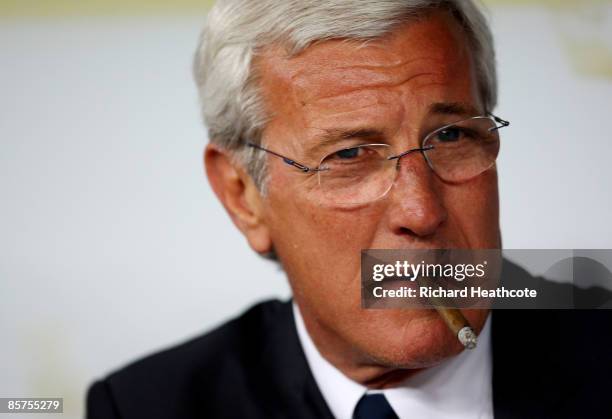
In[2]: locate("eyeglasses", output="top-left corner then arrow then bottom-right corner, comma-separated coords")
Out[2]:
248,114 -> 509,207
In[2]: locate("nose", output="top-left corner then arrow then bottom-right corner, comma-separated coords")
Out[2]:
385,151 -> 448,238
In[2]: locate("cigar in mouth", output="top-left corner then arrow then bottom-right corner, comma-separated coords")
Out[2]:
433,306 -> 478,349
415,274 -> 478,349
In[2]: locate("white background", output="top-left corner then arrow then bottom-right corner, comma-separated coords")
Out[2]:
1,5 -> 611,418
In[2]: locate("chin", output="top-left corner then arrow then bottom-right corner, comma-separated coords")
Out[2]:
357,310 -> 465,369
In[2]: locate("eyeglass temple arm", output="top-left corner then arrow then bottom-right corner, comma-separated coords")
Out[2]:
247,142 -> 314,173
489,114 -> 510,131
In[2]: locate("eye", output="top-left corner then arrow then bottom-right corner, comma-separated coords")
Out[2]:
435,127 -> 463,142
335,147 -> 361,159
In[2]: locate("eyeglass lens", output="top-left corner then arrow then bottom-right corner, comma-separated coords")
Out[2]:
316,117 -> 501,206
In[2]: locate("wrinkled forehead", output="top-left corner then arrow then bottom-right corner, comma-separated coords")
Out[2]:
255,10 -> 476,112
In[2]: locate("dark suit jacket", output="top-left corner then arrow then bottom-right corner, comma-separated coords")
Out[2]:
87,274 -> 612,418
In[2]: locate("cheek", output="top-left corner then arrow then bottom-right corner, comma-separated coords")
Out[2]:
443,170 -> 500,247
265,175 -> 383,287
274,203 -> 382,265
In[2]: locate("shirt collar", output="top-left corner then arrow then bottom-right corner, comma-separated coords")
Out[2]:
293,302 -> 365,419
293,302 -> 493,419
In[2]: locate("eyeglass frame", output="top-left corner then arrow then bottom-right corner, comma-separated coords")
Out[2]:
246,114 -> 509,176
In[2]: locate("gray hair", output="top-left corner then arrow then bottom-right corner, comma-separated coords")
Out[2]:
193,0 -> 497,190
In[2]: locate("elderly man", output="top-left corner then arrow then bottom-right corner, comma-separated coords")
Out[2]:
87,1 -> 611,418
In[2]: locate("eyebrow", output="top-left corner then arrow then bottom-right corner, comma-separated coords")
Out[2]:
304,102 -> 480,160
305,128 -> 386,160
428,102 -> 480,118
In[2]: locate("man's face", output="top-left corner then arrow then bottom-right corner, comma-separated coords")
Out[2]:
255,11 -> 500,376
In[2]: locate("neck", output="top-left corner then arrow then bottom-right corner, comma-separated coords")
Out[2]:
295,301 -> 425,389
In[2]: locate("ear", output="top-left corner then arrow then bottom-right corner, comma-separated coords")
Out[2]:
204,143 -> 273,254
